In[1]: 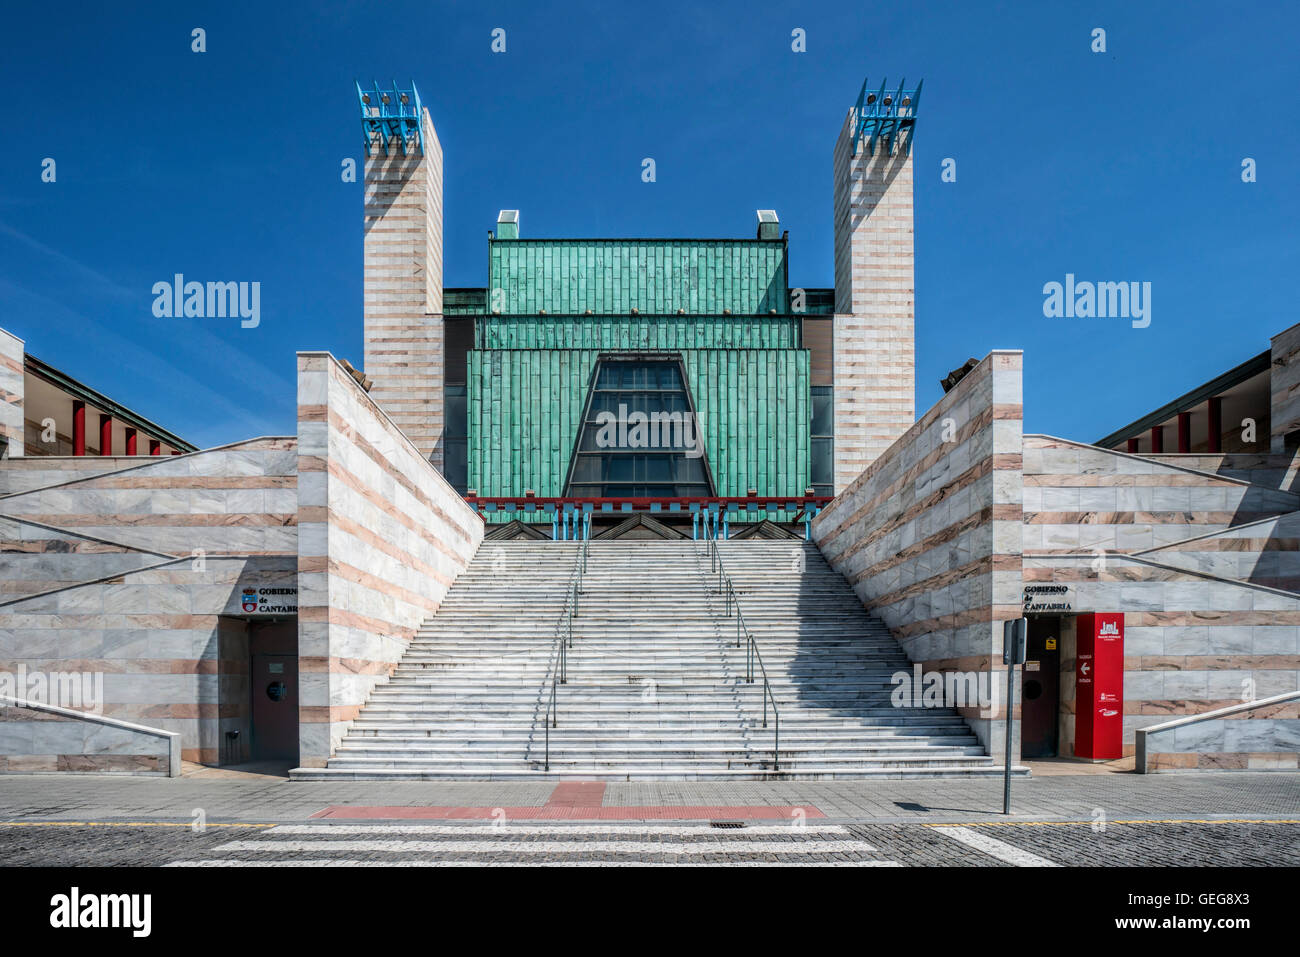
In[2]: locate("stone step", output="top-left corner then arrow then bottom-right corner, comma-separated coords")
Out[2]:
331,745 -> 990,762
291,764 -> 1020,782
344,726 -> 976,741
354,704 -> 967,720
314,539 -> 994,780
317,753 -> 999,772
346,715 -> 970,730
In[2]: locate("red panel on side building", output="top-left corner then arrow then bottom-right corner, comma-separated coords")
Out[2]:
1075,612 -> 1124,760
72,401 -> 86,456
99,414 -> 113,456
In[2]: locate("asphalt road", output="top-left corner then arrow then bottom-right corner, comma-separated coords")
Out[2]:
1,818 -> 1295,867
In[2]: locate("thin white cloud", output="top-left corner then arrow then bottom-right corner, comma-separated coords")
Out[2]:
0,278 -> 285,443
0,218 -> 295,404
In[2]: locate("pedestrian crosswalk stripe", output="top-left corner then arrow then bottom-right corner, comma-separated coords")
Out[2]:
938,826 -> 1059,866
165,858 -> 900,868
270,824 -> 849,837
211,838 -> 882,856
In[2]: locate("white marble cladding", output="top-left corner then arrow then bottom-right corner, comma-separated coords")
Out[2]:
0,705 -> 179,775
1137,511 -> 1300,587
0,439 -> 299,555
296,352 -> 483,767
0,434 -> 299,766
1022,436 -> 1300,554
829,106 -> 916,490
0,458 -> 165,496
1141,451 -> 1300,495
1025,553 -> 1300,744
363,108 -> 445,467
0,714 -> 166,756
813,351 -> 1023,755
0,328 -> 23,457
0,554 -> 296,760
1270,321 -> 1300,453
1160,717 -> 1300,754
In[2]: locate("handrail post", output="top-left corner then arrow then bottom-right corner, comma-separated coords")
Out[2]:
773,708 -> 779,771
544,533 -> 589,776
710,532 -> 780,774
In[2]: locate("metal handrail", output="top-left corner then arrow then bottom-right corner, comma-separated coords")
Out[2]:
705,537 -> 780,771
544,512 -> 590,771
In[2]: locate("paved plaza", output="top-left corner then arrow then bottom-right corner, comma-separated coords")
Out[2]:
0,768 -> 1294,867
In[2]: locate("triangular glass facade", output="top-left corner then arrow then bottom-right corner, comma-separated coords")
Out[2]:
564,357 -> 714,498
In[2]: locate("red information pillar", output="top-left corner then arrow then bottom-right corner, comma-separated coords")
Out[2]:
1075,612 -> 1124,759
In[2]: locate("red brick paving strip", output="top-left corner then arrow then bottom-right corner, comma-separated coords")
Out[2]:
545,781 -> 607,807
310,805 -> 825,821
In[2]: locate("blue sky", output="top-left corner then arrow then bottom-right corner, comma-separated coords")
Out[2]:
1,0 -> 1296,449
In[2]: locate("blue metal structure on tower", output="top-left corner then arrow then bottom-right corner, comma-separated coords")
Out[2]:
356,79 -> 425,156
851,77 -> 921,157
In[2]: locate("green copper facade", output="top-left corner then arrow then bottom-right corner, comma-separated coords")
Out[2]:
467,342 -> 809,498
488,238 -> 789,316
454,234 -> 816,505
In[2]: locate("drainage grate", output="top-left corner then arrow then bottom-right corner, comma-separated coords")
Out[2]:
710,821 -> 746,829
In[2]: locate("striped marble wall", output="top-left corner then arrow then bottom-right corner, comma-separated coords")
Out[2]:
830,107 -> 916,491
1025,554 -> 1300,764
1137,510 -> 1300,592
296,352 -> 483,767
1140,451 -> 1300,495
1024,435 -> 1300,764
1136,692 -> 1300,772
1022,436 -> 1300,554
0,439 -> 300,765
0,699 -> 181,775
0,516 -> 165,599
1,456 -> 185,496
0,328 -> 22,458
813,350 -> 1023,754
0,553 -> 295,765
1270,321 -> 1300,453
363,109 -> 445,470
0,438 -> 298,555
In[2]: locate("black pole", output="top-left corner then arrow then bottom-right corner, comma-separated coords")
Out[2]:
1003,659 -> 1015,814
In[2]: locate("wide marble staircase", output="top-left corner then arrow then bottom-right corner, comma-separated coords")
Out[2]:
291,539 -> 1002,780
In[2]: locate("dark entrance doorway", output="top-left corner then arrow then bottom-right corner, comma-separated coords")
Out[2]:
1021,616 -> 1062,758
250,621 -> 298,761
